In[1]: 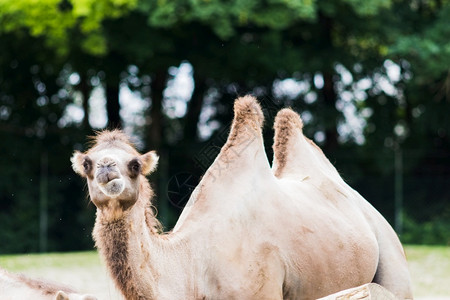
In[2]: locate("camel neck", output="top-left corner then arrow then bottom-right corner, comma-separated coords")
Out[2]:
93,179 -> 193,300
94,209 -> 157,299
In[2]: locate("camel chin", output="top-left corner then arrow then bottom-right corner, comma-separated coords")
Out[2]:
99,178 -> 125,197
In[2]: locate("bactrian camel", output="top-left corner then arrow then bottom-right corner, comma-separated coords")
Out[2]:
71,95 -> 412,300
0,267 -> 97,300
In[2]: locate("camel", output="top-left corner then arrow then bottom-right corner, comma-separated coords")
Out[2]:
71,95 -> 412,300
0,267 -> 97,300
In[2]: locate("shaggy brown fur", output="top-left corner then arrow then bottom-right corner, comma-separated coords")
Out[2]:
93,178 -> 160,300
0,267 -> 84,298
16,273 -> 76,296
94,218 -> 150,300
75,129 -> 163,300
93,156 -> 162,300
272,108 -> 303,177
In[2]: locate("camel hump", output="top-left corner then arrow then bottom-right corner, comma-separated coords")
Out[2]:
272,108 -> 340,181
272,108 -> 305,178
220,95 -> 264,154
274,108 -> 304,130
198,95 -> 271,184
232,95 -> 264,131
272,109 -> 303,170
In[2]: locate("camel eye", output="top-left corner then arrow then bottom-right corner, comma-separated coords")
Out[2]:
128,158 -> 141,177
83,157 -> 93,174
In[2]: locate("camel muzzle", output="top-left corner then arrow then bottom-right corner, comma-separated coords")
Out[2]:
96,166 -> 125,197
96,166 -> 120,184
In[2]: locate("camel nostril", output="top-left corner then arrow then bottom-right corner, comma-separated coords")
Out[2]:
107,171 -> 120,182
96,166 -> 120,184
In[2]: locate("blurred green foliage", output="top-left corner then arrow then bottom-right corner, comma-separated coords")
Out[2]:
0,0 -> 449,253
0,0 -> 137,55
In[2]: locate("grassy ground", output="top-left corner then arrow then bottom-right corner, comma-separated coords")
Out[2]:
404,245 -> 450,299
0,251 -> 123,299
0,245 -> 448,299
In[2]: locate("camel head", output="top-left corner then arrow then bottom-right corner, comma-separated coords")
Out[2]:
71,130 -> 158,213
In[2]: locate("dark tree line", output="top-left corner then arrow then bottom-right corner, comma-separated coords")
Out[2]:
0,0 -> 449,253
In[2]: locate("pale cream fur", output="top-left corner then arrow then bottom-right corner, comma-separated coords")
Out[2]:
0,267 -> 97,300
72,96 -> 412,300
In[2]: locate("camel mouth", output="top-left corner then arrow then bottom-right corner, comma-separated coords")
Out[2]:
99,178 -> 125,197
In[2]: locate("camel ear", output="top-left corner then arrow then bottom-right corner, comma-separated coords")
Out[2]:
140,151 -> 159,175
55,291 -> 69,300
71,151 -> 93,177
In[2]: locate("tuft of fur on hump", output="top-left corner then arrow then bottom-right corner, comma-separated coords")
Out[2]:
232,95 -> 264,129
222,95 -> 264,153
272,108 -> 303,177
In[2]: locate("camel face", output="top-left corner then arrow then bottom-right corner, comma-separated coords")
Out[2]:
71,131 -> 158,212
87,148 -> 141,209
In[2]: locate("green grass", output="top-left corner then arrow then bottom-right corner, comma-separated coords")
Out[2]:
0,251 -> 122,300
404,245 -> 450,298
0,251 -> 101,271
0,246 -> 449,299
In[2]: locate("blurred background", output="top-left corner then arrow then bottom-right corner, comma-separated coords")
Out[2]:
0,0 -> 448,254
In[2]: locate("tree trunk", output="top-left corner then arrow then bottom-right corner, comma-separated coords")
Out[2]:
319,12 -> 339,152
322,71 -> 339,152
79,73 -> 92,131
105,75 -> 122,129
148,69 -> 167,151
183,74 -> 206,142
147,69 -> 168,225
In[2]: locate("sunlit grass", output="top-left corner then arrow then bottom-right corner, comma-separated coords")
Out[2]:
404,245 -> 450,298
0,251 -> 100,271
0,251 -> 122,300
